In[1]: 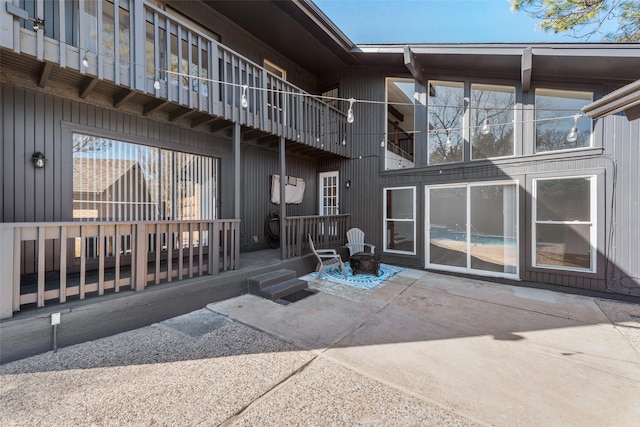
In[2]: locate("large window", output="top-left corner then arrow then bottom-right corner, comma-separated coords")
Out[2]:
426,182 -> 518,278
535,88 -> 593,153
470,84 -> 515,159
386,78 -> 416,170
428,81 -> 516,164
533,176 -> 596,272
384,187 -> 416,254
72,133 -> 217,221
428,81 -> 464,165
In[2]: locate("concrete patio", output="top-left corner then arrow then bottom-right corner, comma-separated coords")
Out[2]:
1,268 -> 639,426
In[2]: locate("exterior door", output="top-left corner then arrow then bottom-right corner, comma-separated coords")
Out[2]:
425,181 -> 519,279
319,171 -> 339,216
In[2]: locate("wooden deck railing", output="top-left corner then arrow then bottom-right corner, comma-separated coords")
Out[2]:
2,0 -> 348,152
283,214 -> 351,259
0,219 -> 240,319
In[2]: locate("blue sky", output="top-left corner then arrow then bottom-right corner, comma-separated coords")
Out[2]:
314,0 -> 617,44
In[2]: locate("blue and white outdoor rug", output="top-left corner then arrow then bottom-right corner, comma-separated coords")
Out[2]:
308,261 -> 403,290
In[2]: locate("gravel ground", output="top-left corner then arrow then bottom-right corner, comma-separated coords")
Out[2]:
0,308 -> 475,426
596,298 -> 640,352
0,310 -> 315,426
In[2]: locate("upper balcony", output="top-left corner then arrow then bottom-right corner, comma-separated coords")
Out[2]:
1,0 -> 349,158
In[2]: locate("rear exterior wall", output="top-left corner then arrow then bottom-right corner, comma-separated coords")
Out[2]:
336,67 -> 640,296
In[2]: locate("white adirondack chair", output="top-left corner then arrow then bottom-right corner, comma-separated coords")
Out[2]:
345,228 -> 375,256
308,234 -> 347,278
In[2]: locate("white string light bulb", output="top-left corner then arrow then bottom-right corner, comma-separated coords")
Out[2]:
153,80 -> 161,90
566,114 -> 580,142
241,85 -> 249,109
347,98 -> 355,124
479,109 -> 491,135
82,55 -> 89,68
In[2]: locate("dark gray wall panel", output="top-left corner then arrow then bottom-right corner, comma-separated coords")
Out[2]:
239,144 -> 318,251
607,115 -> 640,295
1,83 -> 234,223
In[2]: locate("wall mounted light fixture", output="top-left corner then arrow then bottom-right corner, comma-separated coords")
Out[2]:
345,179 -> 351,189
31,152 -> 47,168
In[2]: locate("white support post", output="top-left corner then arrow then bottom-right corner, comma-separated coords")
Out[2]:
0,225 -> 16,319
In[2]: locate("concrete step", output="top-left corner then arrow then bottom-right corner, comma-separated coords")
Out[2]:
248,269 -> 297,293
252,278 -> 308,301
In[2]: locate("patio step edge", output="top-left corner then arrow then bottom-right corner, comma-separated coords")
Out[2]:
247,269 -> 297,292
252,278 -> 308,301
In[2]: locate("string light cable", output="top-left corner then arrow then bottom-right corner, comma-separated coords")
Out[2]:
76,56 -> 589,140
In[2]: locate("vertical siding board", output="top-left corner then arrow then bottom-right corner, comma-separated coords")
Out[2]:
15,88 -> 26,222
632,120 -> 640,286
2,86 -> 14,221
53,96 -> 63,221
622,118 -> 639,289
34,91 -> 46,222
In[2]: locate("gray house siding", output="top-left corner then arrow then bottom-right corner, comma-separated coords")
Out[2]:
333,68 -> 388,247
1,81 -> 326,254
1,83 -> 234,224
239,144 -> 319,251
336,67 -> 639,296
603,114 -> 640,295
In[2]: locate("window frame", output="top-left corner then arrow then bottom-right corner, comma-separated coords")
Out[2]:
426,78 -> 519,166
385,77 -> 417,170
427,79 -> 465,166
424,180 -> 520,280
531,175 -> 597,273
71,131 -> 218,222
263,59 -> 286,80
469,82 -> 517,161
383,186 -> 417,255
533,87 -> 595,154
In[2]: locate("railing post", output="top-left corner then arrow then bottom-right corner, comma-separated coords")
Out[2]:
134,222 -> 147,291
212,221 -> 220,275
0,225 -> 17,319
133,0 -> 147,91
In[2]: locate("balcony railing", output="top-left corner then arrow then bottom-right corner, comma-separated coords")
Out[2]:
283,214 -> 351,259
2,0 -> 348,152
0,219 -> 240,319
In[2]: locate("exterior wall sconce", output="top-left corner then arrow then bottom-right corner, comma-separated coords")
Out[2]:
31,152 -> 47,168
345,180 -> 351,189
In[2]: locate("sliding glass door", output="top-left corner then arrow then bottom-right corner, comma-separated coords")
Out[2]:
426,182 -> 518,278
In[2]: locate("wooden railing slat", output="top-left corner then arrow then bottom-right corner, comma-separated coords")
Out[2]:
4,220 -> 240,316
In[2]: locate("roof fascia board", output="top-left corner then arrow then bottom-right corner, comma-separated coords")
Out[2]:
292,0 -> 354,52
354,44 -> 640,57
531,46 -> 640,57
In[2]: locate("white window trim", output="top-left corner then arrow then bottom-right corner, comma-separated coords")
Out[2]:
532,175 -> 597,273
263,59 -> 286,80
383,186 -> 416,255
533,88 -> 595,154
469,83 -> 518,162
385,77 -> 417,170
